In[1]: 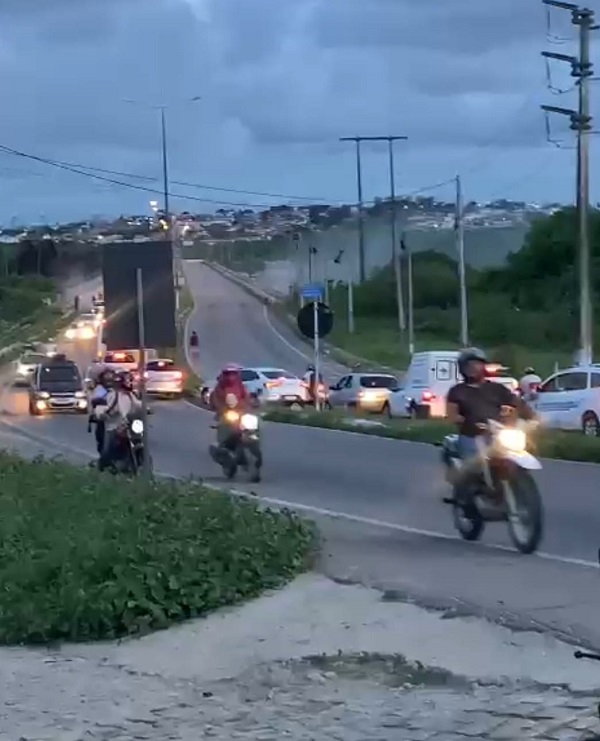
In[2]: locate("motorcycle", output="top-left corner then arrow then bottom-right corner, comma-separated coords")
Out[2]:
441,419 -> 543,554
209,394 -> 262,482
108,415 -> 146,476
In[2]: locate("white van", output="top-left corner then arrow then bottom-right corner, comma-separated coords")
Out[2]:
387,351 -> 518,419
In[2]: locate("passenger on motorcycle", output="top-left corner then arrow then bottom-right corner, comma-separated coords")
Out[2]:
97,370 -> 141,471
518,367 -> 542,400
209,364 -> 249,446
88,367 -> 114,454
446,347 -> 535,464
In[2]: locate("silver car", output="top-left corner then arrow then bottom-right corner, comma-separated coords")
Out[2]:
329,373 -> 400,414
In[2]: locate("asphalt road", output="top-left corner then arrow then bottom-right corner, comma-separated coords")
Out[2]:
3,264 -> 600,646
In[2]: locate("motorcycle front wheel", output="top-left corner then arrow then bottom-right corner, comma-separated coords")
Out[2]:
504,469 -> 543,554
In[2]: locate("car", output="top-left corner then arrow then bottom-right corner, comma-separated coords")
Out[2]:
529,363 -> 600,435
329,372 -> 400,414
144,358 -> 184,398
200,367 -> 309,408
101,351 -> 138,374
387,351 -> 518,420
65,318 -> 96,341
14,352 -> 47,386
28,355 -> 87,415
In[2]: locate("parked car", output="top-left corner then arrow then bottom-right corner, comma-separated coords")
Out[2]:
530,363 -> 600,435
14,352 -> 46,387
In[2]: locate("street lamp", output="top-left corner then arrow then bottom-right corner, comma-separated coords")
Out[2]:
124,96 -> 201,221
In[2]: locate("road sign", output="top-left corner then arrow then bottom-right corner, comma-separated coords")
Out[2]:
297,301 -> 334,339
301,283 -> 323,301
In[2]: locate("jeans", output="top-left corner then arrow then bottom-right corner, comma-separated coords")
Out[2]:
98,429 -> 119,471
94,420 -> 105,455
458,435 -> 479,461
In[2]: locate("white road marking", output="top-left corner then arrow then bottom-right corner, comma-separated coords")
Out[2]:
262,303 -> 312,362
2,415 -> 596,571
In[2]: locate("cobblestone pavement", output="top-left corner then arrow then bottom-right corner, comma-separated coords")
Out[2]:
3,651 -> 600,740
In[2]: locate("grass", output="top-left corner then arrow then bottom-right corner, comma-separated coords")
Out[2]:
0,452 -> 317,644
262,407 -> 600,464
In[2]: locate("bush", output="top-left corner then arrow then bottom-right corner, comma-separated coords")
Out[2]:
262,408 -> 600,464
0,453 -> 316,644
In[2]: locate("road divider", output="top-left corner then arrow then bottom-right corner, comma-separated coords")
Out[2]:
206,262 -> 276,305
262,407 -> 600,465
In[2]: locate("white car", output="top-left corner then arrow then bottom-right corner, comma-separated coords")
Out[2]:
329,373 -> 399,414
201,367 -> 309,407
530,364 -> 600,435
101,351 -> 138,374
145,358 -> 183,397
65,318 -> 96,341
14,352 -> 47,386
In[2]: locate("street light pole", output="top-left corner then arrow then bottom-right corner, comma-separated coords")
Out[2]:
160,107 -> 169,218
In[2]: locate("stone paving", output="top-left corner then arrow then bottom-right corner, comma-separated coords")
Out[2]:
3,651 -> 600,740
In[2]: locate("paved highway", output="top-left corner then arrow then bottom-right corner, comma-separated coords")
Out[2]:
2,263 -> 600,645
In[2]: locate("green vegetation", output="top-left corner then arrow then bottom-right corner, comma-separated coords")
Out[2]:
282,208 -> 590,376
0,275 -> 71,359
0,453 -> 316,644
263,408 -> 600,464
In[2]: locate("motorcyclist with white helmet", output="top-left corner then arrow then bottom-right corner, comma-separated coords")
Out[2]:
446,347 -> 535,462
519,366 -> 542,400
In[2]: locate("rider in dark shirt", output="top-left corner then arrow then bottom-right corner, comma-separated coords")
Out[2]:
446,347 -> 535,459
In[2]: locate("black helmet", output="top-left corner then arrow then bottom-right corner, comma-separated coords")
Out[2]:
307,364 -> 315,372
116,370 -> 133,390
457,347 -> 487,379
98,367 -> 115,386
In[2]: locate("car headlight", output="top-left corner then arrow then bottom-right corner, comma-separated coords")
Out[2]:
37,391 -> 50,399
66,329 -> 75,339
497,428 -> 526,452
240,413 -> 259,430
75,391 -> 85,398
17,364 -> 26,375
130,419 -> 144,434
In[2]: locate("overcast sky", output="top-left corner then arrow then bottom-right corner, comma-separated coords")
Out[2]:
0,0 -> 596,223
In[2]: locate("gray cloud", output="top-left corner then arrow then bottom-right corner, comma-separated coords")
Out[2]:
0,0 -> 589,222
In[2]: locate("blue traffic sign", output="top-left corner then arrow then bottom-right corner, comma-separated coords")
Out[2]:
301,283 -> 323,300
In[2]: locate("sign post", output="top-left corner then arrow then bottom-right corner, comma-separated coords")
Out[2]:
135,268 -> 151,477
301,284 -> 324,411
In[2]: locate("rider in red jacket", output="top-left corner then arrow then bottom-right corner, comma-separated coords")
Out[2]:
210,364 -> 249,413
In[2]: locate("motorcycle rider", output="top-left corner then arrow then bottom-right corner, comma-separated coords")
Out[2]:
519,366 -> 542,400
209,364 -> 249,451
88,367 -> 114,454
446,347 -> 536,464
189,330 -> 199,348
97,370 -> 141,471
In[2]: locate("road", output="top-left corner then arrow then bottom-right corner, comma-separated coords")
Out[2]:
2,262 -> 600,646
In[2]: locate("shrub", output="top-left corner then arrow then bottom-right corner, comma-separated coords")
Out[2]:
0,453 -> 316,644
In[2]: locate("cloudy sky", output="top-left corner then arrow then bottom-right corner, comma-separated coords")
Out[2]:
0,0 -> 595,223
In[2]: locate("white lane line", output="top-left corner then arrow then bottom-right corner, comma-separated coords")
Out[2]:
262,303 -> 311,362
0,415 -> 597,569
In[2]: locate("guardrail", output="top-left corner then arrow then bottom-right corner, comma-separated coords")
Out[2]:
207,262 -> 277,305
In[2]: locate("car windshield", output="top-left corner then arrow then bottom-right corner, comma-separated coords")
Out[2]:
261,370 -> 297,379
360,375 -> 398,389
20,354 -> 45,365
147,360 -> 175,372
39,365 -> 81,386
104,353 -> 135,364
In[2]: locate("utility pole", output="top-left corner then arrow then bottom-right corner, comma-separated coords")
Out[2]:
541,1 -> 596,365
455,175 -> 469,346
339,137 -> 366,283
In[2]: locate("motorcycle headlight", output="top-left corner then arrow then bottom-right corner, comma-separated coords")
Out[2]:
240,413 -> 259,430
224,410 -> 240,423
65,329 -> 75,339
497,428 -> 526,452
131,419 -> 144,434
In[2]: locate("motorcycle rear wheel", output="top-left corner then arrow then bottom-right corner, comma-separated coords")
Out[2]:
452,488 -> 485,541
